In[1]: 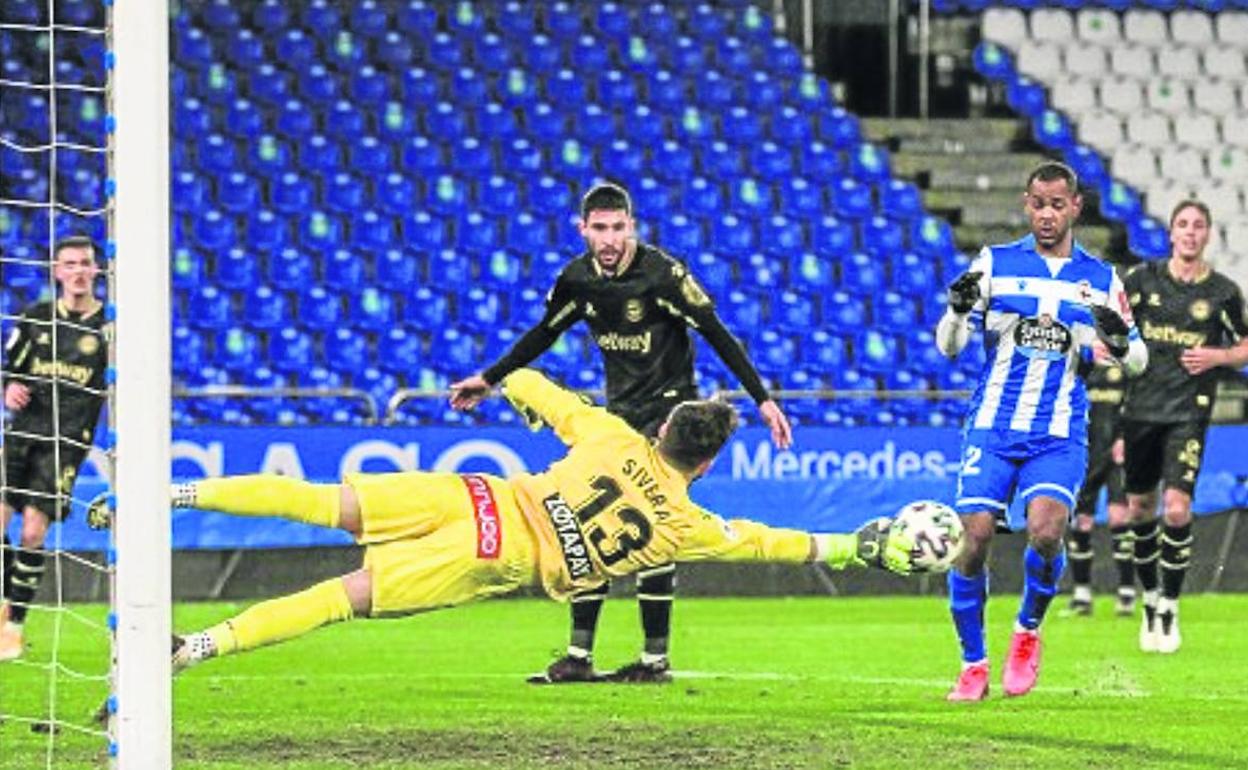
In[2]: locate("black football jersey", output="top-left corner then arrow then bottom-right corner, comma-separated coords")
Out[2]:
1121,260 -> 1248,424
3,300 -> 109,445
1084,362 -> 1126,446
484,243 -> 769,418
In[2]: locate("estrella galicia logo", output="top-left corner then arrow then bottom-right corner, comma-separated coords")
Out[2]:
1014,314 -> 1072,361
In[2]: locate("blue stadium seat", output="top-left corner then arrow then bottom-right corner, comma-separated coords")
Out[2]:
218,172 -> 260,215
455,210 -> 500,255
506,211 -> 550,255
373,31 -> 414,71
197,134 -> 236,176
1032,109 -> 1074,152
627,177 -> 672,219
429,327 -> 477,371
741,253 -> 784,290
249,135 -> 292,180
854,329 -> 900,374
544,2 -> 584,42
350,0 -> 389,39
874,291 -> 919,331
225,96 -> 263,140
405,286 -> 450,331
468,32 -> 511,74
192,209 -> 236,254
276,99 -> 317,139
715,36 -> 754,76
774,290 -> 817,332
849,143 -> 891,184
376,326 -> 422,375
324,327 -> 370,379
721,105 -> 763,147
246,209 -> 288,256
296,134 -> 341,176
1005,74 -> 1046,119
174,98 -> 211,140
647,141 -> 694,186
622,35 -> 660,75
731,178 -> 773,219
840,251 -> 886,296
1128,216 -> 1170,260
722,289 -> 764,330
817,106 -> 862,150
300,0 -> 341,41
643,69 -> 683,114
596,69 -> 639,112
789,252 -> 835,292
269,326 -> 314,376
823,290 -> 868,331
352,210 -> 397,253
972,41 -> 1013,82
324,249 -> 366,292
401,67 -> 441,106
214,247 -> 257,291
879,179 -> 923,222
749,141 -> 793,182
698,140 -> 744,182
197,63 -> 238,106
1099,181 -> 1142,224
401,135 -> 445,178
522,102 -> 564,146
171,246 -> 205,291
685,253 -> 728,296
549,140 -> 594,187
377,173 -> 417,217
801,329 -> 848,374
789,72 -> 832,112
172,170 -> 208,213
770,106 -> 812,146
1063,145 -> 1109,192
498,68 -> 539,109
242,285 -> 288,331
429,248 -> 474,286
425,33 -> 464,73
375,248 -> 420,287
622,104 -> 664,147
349,136 -> 391,177
300,211 -> 345,255
215,327 -> 261,373
753,329 -> 797,378
599,138 -> 644,185
396,0 -> 437,36
473,175 -> 516,217
482,249 -> 524,291
830,178 -> 873,220
248,64 -> 291,107
742,70 -> 783,113
424,101 -> 469,140
907,329 -> 949,377
448,67 -> 488,107
268,247 -> 313,292
888,252 -> 936,299
501,137 -> 543,176
401,209 -> 444,253
812,214 -> 855,256
298,64 -> 340,108
860,216 -> 905,257
251,0 -> 290,33
779,177 -> 823,219
530,176 -> 573,219
711,213 -> 755,258
911,215 -> 957,261
172,325 -> 206,377
176,26 -> 214,67
760,214 -> 803,258
426,174 -> 469,216
566,33 -> 609,74
657,213 -> 703,255
459,286 -> 506,332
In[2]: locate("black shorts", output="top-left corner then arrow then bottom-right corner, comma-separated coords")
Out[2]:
611,388 -> 700,439
1,435 -> 88,521
1121,420 -> 1208,498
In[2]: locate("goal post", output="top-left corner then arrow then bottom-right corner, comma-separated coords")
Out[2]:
110,0 -> 171,767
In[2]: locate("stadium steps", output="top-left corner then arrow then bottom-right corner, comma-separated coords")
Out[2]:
865,117 -> 1112,253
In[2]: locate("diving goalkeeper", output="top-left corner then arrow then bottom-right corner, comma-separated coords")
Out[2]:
163,369 -> 913,671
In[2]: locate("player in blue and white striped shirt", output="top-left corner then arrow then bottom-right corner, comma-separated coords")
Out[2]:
935,162 -> 1148,701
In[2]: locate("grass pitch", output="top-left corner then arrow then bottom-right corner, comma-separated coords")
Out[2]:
2,594 -> 1246,769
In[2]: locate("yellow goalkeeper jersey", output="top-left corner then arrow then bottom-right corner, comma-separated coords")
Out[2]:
501,369 -> 812,600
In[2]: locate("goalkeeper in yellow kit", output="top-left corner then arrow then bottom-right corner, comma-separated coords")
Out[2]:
165,369 -> 914,671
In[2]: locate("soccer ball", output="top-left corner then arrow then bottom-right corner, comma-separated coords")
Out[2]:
891,500 -> 964,573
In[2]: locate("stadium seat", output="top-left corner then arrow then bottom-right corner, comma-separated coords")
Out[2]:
722,290 -> 764,330
213,247 -> 256,291
376,32 -> 415,71
458,285 -> 506,332
403,285 -> 450,332
721,105 -> 763,147
812,214 -> 855,256
374,248 -> 419,288
215,327 -> 261,373
171,325 -> 207,377
296,285 -> 343,332
243,285 -> 288,331
831,178 -> 873,220
187,285 -> 232,332
269,326 -> 314,376
377,173 -> 418,217
841,251 -> 886,296
740,253 -> 784,291
376,326 -> 422,375
911,216 -> 957,260
711,213 -> 755,258
658,213 -> 704,255
324,327 -> 370,379
352,210 -> 397,253
476,102 -> 520,144
402,209 -> 445,253
401,67 -> 441,106
509,287 -> 547,329
854,329 -> 900,374
324,249 -> 366,292
860,216 -> 905,257
823,290 -> 868,331
266,247 -> 311,292
874,291 -> 919,331
773,290 -> 817,332
424,101 -> 469,140
891,252 -> 939,299
429,327 -> 477,371
455,210 -> 500,255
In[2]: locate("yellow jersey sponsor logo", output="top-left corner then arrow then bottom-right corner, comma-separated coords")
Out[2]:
29,357 -> 94,385
597,330 -> 652,354
1140,320 -> 1206,347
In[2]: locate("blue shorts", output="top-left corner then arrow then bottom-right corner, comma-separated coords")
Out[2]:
954,430 -> 1087,519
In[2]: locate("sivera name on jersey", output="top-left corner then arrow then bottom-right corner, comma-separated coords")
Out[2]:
541,492 -> 594,580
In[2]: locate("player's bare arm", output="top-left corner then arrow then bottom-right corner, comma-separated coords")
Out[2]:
1179,338 -> 1248,376
4,382 -> 30,410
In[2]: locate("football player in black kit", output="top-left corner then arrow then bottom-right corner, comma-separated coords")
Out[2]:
1,236 -> 109,661
1120,200 -> 1248,654
450,182 -> 792,683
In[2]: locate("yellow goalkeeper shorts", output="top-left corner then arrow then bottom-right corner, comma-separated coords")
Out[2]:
344,471 -> 539,617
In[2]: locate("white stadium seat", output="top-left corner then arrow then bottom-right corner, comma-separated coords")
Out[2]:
1157,145 -> 1208,184
1098,75 -> 1146,116
1215,12 -> 1248,50
982,7 -> 1028,50
1220,112 -> 1248,150
1030,8 -> 1074,43
1145,79 -> 1192,115
1076,8 -> 1121,44
1016,40 -> 1063,81
1170,10 -> 1215,46
1123,10 -> 1169,46
1208,145 -> 1248,183
1078,110 -> 1126,152
1143,179 -> 1195,221
1050,75 -> 1098,117
1063,42 -> 1109,79
1201,180 -> 1245,223
1203,46 -> 1247,80
1173,111 -> 1220,147
1111,144 -> 1160,189
1111,44 -> 1155,80
1157,45 -> 1201,81
1126,110 -> 1173,147
1193,79 -> 1241,117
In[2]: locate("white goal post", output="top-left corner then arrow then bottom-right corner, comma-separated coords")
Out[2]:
111,0 -> 171,767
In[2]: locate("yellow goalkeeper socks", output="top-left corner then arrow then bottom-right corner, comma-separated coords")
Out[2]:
206,577 -> 354,656
193,475 -> 340,529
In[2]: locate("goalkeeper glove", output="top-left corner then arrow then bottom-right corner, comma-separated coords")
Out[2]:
85,492 -> 113,531
1090,305 -> 1130,358
824,518 -> 914,575
947,271 -> 983,315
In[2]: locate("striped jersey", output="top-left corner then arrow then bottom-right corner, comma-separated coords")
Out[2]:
957,235 -> 1139,441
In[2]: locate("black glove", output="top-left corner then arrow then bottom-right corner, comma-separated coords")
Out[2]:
1090,305 -> 1129,358
947,271 -> 983,315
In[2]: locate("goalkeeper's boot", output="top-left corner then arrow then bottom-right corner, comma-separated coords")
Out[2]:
1114,587 -> 1137,617
1002,629 -> 1042,697
526,654 -> 605,684
1139,594 -> 1159,653
0,623 -> 24,662
1155,598 -> 1181,654
946,661 -> 989,702
605,657 -> 672,684
1060,586 -> 1093,617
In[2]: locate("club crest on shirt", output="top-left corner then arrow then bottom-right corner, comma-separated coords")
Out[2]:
1106,366 -> 1124,383
78,334 -> 100,355
1014,313 -> 1072,360
624,298 -> 644,323
1076,280 -> 1093,304
1189,299 -> 1211,321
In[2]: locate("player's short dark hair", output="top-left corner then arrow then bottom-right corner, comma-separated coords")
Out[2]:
658,399 -> 739,472
580,182 -> 632,220
1025,161 -> 1079,195
53,235 -> 96,260
1169,198 -> 1212,229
